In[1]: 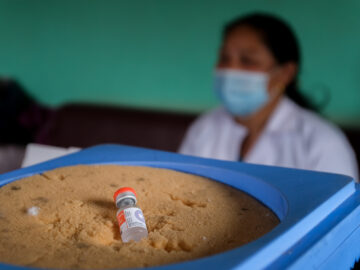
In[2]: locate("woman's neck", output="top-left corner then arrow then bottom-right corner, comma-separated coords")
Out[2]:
235,95 -> 283,159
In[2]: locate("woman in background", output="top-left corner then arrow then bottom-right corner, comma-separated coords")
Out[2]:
179,13 -> 358,181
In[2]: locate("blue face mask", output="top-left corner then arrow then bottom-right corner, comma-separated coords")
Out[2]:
214,69 -> 269,117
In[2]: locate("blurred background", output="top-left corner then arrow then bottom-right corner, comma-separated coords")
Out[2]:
1,0 -> 360,125
0,0 -> 359,172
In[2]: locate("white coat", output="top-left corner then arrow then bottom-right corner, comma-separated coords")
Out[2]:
179,97 -> 359,181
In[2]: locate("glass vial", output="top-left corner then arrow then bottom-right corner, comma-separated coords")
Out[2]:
113,187 -> 148,243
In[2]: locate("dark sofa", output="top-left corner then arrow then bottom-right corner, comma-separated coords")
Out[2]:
35,104 -> 197,152
1,99 -> 359,176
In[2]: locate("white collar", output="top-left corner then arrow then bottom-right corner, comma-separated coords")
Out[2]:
265,97 -> 299,133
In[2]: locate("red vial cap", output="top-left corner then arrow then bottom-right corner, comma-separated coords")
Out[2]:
113,187 -> 137,203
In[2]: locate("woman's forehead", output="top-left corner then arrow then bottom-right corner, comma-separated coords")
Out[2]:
222,26 -> 267,51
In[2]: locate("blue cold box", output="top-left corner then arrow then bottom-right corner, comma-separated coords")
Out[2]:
0,144 -> 359,270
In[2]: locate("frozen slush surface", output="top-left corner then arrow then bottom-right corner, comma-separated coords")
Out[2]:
0,165 -> 278,269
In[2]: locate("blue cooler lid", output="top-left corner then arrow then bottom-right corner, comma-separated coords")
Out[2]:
0,144 -> 359,270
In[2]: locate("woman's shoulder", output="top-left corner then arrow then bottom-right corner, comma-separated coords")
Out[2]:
285,98 -> 358,179
178,107 -> 226,156
190,107 -> 232,129
292,99 -> 356,159
278,98 -> 342,140
292,101 -> 347,143
179,107 -> 235,153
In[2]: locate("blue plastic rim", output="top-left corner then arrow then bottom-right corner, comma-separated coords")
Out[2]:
0,144 -> 357,270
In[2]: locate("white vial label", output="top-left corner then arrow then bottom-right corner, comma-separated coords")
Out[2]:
117,207 -> 147,235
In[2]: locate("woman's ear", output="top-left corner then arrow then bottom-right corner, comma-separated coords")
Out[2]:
269,62 -> 297,97
280,62 -> 297,86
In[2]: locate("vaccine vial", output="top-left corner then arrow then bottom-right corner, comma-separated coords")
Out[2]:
113,187 -> 148,243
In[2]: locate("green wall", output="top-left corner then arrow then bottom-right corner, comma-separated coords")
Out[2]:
1,0 -> 360,127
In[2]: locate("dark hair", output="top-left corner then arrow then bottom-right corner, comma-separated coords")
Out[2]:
223,13 -> 316,111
